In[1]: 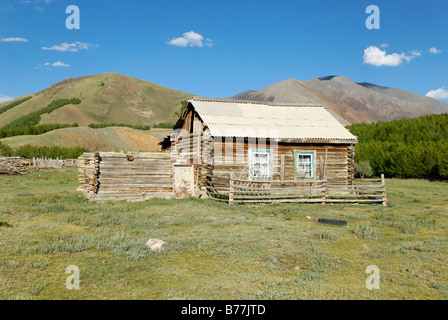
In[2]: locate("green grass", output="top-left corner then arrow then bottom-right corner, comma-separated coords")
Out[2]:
0,169 -> 447,299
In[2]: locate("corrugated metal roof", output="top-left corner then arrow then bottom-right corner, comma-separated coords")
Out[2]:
189,98 -> 357,142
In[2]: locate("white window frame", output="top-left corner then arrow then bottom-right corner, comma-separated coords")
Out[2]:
248,148 -> 273,180
294,150 -> 316,179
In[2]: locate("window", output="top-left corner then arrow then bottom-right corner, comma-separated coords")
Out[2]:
294,150 -> 316,179
249,148 -> 272,179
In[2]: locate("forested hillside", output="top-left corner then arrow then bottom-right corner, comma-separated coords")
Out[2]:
348,113 -> 448,180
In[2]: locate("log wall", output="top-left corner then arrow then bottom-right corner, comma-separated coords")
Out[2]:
207,139 -> 354,189
78,152 -> 173,202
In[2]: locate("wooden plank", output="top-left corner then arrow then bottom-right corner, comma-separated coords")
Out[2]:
280,154 -> 285,182
233,185 -> 324,192
98,172 -> 172,177
98,183 -> 174,188
233,194 -> 324,200
231,198 -> 384,204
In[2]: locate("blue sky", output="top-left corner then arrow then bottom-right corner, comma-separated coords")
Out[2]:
0,0 -> 447,102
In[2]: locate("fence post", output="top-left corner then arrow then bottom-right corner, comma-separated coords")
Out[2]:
322,179 -> 327,205
381,174 -> 387,206
229,173 -> 234,204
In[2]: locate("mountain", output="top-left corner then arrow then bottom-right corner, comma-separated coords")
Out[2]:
1,126 -> 165,152
2,72 -> 448,153
231,76 -> 448,124
0,72 -> 192,127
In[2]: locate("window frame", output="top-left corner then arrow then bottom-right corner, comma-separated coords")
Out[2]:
248,148 -> 273,180
294,150 -> 317,180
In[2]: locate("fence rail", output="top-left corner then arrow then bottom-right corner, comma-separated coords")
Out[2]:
32,157 -> 78,168
206,173 -> 387,205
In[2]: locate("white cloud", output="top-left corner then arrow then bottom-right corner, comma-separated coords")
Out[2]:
363,46 -> 421,67
38,61 -> 69,68
168,37 -> 190,47
167,31 -> 213,47
426,87 -> 448,99
20,0 -> 52,5
51,61 -> 69,67
19,0 -> 51,11
429,47 -> 442,54
1,37 -> 28,42
380,43 -> 388,48
42,42 -> 98,52
407,50 -> 422,61
0,95 -> 14,103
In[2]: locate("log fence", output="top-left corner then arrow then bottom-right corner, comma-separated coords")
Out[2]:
207,173 -> 387,205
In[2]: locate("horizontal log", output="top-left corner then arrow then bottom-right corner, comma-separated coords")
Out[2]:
232,178 -> 326,184
98,161 -> 172,166
233,188 -> 325,194
98,183 -> 173,188
232,185 -> 325,192
98,172 -> 172,177
231,198 -> 384,204
231,198 -> 325,203
98,152 -> 170,158
325,194 -> 384,198
99,179 -> 173,185
99,166 -> 173,173
327,184 -> 384,188
233,194 -> 324,200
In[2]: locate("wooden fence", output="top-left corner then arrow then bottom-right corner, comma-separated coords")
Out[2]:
77,152 -> 173,202
32,157 -> 78,168
207,173 -> 387,205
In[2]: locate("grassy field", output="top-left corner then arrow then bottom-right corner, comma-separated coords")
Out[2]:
0,168 -> 447,300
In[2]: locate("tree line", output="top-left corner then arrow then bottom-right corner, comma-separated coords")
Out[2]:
152,122 -> 175,129
0,142 -> 88,159
0,96 -> 32,115
87,123 -> 151,130
348,113 -> 448,180
0,98 -> 81,138
2,98 -> 81,130
0,123 -> 80,138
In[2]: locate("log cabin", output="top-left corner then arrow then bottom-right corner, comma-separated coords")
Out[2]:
170,97 -> 358,199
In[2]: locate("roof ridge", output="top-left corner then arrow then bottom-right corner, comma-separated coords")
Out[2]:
190,96 -> 323,107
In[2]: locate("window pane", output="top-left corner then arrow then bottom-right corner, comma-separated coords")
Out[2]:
296,153 -> 313,178
252,152 -> 270,177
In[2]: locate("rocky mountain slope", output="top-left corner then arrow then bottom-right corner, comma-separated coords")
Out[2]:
231,75 -> 448,124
